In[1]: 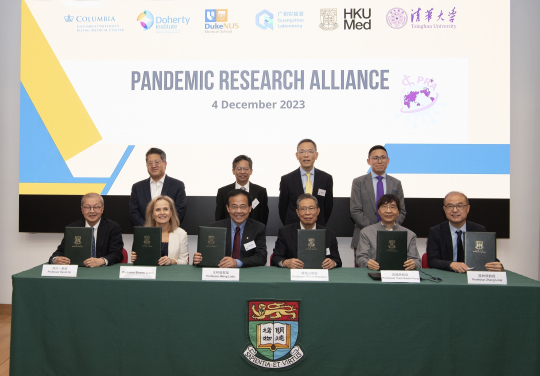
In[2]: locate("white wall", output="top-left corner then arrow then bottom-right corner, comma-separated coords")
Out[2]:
1,0 -> 539,303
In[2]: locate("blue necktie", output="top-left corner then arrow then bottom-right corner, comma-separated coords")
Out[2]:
456,230 -> 464,262
376,176 -> 384,222
92,227 -> 96,258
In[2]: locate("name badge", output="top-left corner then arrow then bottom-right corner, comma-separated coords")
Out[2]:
42,265 -> 78,277
291,269 -> 329,281
467,271 -> 507,285
318,189 -> 326,197
244,240 -> 256,251
252,198 -> 260,209
202,268 -> 240,281
381,270 -> 420,283
119,266 -> 157,279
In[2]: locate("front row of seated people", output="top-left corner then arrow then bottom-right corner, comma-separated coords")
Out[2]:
50,190 -> 503,272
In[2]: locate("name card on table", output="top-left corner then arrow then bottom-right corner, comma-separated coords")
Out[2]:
381,270 -> 420,283
291,269 -> 329,282
42,265 -> 78,277
119,266 -> 157,279
202,268 -> 240,281
467,271 -> 507,285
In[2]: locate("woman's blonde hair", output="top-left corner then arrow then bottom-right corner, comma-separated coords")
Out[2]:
144,195 -> 180,232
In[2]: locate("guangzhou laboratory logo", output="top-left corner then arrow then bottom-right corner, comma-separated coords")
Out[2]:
256,10 -> 273,30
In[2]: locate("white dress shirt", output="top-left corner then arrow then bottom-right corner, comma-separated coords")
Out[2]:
235,181 -> 250,192
86,219 -> 108,265
150,175 -> 166,199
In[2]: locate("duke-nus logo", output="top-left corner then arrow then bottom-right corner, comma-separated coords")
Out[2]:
205,9 -> 239,32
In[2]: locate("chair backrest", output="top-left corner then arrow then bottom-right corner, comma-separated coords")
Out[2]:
121,248 -> 128,263
421,252 -> 429,269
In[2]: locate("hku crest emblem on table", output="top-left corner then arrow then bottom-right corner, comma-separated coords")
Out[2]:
74,236 -> 81,245
208,235 -> 215,245
242,300 -> 305,369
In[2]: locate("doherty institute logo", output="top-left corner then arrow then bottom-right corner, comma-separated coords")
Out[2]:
242,300 -> 305,370
205,9 -> 239,32
137,10 -> 154,30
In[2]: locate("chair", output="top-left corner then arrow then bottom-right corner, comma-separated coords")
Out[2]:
421,252 -> 429,269
121,248 -> 128,263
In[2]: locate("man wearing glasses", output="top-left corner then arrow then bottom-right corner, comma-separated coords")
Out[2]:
129,147 -> 187,226
350,145 -> 406,261
426,191 -> 503,272
49,193 -> 124,267
194,189 -> 267,268
278,139 -> 334,226
272,194 -> 342,269
215,155 -> 269,225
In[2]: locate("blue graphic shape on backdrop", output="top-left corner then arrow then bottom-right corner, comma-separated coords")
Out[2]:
367,144 -> 510,174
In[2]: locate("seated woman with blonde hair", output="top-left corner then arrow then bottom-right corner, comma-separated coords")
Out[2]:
131,195 -> 188,265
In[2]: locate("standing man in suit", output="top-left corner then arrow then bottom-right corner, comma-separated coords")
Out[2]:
194,189 -> 267,268
350,145 -> 406,259
426,191 -> 504,272
279,139 -> 333,226
49,193 -> 124,267
215,155 -> 269,225
272,193 -> 342,269
129,147 -> 187,226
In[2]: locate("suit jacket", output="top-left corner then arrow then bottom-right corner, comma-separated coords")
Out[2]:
350,173 -> 406,248
210,218 -> 267,267
426,220 -> 486,271
278,168 -> 333,226
356,222 -> 420,269
167,227 -> 189,265
271,223 -> 342,267
129,175 -> 187,226
49,217 -> 124,265
215,182 -> 269,225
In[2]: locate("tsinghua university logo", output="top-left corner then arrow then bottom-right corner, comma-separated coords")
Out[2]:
319,9 -> 338,31
242,300 -> 304,370
386,8 -> 407,29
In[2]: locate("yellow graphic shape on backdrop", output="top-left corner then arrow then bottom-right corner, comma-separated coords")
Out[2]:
21,0 -> 102,161
19,183 -> 107,195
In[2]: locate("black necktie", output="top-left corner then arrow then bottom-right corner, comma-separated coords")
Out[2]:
456,230 -> 464,262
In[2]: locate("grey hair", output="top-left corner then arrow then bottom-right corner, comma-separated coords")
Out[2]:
146,147 -> 166,162
81,193 -> 104,206
296,193 -> 319,209
444,191 -> 469,205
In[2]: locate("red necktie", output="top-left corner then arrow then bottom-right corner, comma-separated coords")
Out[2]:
232,227 -> 241,259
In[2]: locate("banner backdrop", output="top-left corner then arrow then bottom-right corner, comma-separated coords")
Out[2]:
19,0 -> 509,228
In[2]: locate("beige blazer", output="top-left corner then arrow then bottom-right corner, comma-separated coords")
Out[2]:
168,227 -> 189,265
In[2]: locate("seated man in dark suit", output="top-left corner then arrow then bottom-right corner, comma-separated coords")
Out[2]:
194,189 -> 267,268
49,193 -> 124,267
215,155 -> 269,225
129,147 -> 187,226
427,191 -> 504,273
271,194 -> 342,269
279,139 -> 333,226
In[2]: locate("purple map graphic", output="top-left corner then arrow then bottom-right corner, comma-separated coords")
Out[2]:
401,85 -> 439,113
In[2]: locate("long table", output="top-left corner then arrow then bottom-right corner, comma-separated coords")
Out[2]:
10,265 -> 540,375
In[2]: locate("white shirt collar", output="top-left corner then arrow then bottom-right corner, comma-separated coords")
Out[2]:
300,167 -> 315,176
151,175 -> 166,185
235,181 -> 250,192
85,218 -> 101,229
300,222 -> 316,230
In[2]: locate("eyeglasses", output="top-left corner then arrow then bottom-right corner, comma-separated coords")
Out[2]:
380,205 -> 397,211
230,205 -> 249,211
298,150 -> 315,155
444,204 -> 468,211
370,156 -> 387,162
235,167 -> 251,172
147,161 -> 162,167
82,205 -> 103,211
298,206 -> 317,213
